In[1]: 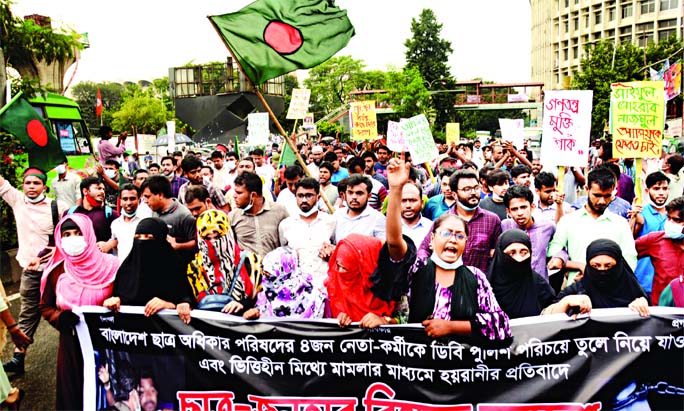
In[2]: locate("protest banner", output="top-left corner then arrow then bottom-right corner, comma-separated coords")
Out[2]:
302,112 -> 315,129
610,81 -> 665,159
446,123 -> 460,145
664,60 -> 681,101
247,112 -> 270,145
76,307 -> 684,411
498,118 -> 525,149
540,90 -> 593,168
286,89 -> 311,120
350,101 -> 378,141
386,120 -> 409,152
401,114 -> 438,164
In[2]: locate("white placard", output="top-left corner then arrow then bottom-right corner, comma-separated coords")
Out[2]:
387,120 -> 409,152
540,90 -> 593,167
166,120 -> 176,153
401,114 -> 438,164
498,118 -> 525,150
247,112 -> 270,145
286,88 -> 311,120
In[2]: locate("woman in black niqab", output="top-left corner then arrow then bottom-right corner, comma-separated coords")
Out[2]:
103,217 -> 195,323
488,229 -> 555,319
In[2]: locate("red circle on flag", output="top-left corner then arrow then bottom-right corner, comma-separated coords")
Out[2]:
264,21 -> 303,55
26,119 -> 48,147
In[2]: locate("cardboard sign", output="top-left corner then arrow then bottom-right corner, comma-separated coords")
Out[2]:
610,81 -> 665,158
247,112 -> 270,145
446,123 -> 460,145
350,101 -> 378,141
387,120 -> 409,152
498,119 -> 525,150
540,90 -> 593,167
401,114 -> 438,164
286,88 -> 311,120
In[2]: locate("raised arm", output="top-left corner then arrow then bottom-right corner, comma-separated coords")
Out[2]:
386,158 -> 410,261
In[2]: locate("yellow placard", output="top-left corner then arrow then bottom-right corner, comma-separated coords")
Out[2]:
610,81 -> 665,158
350,101 -> 378,141
446,123 -> 460,145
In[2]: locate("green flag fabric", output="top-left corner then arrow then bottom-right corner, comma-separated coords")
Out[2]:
209,0 -> 355,85
0,94 -> 67,171
279,141 -> 297,167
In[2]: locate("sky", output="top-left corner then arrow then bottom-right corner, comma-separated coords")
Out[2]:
10,0 -> 531,90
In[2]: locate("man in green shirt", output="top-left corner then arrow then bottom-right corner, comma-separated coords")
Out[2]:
547,167 -> 637,286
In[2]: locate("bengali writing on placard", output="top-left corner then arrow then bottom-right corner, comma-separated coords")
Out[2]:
540,90 -> 593,168
610,81 -> 665,159
350,101 -> 378,141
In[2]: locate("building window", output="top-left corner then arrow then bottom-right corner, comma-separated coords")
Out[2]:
564,48 -> 569,60
564,21 -> 569,32
595,11 -> 602,24
585,15 -> 590,27
637,22 -> 655,32
638,34 -> 654,46
573,46 -> 579,58
565,0 -> 569,7
574,17 -> 580,30
659,28 -> 676,39
608,7 -> 616,20
660,0 -> 679,10
622,3 -> 633,18
641,0 -> 656,13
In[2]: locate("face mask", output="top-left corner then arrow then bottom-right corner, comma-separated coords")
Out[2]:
664,220 -> 684,240
299,207 -> 318,217
121,209 -> 137,218
430,252 -> 464,270
225,160 -> 236,171
458,199 -> 478,211
85,193 -> 103,207
105,169 -> 117,179
26,193 -> 45,203
202,176 -> 212,186
611,189 -> 618,198
61,236 -> 88,257
647,196 -> 665,209
241,195 -> 254,213
163,170 -> 174,179
492,193 -> 504,202
55,165 -> 67,174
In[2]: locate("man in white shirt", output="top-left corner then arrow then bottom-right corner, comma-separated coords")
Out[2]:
276,165 -> 304,216
250,148 -> 275,190
334,174 -> 386,243
279,178 -> 335,288
106,184 -> 146,262
400,182 -> 432,247
51,161 -> 81,208
210,150 -> 232,191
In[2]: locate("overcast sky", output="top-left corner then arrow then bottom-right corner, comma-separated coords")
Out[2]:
11,0 -> 531,89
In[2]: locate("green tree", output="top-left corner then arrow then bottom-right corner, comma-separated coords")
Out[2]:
384,67 -> 430,118
316,121 -> 344,137
572,37 -> 683,138
304,56 -> 366,120
0,0 -> 83,100
111,94 -> 168,135
71,81 -> 126,131
404,8 -> 455,130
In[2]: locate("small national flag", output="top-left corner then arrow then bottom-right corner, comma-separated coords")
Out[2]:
209,0 -> 355,85
279,141 -> 297,168
0,93 -> 67,171
96,87 -> 103,118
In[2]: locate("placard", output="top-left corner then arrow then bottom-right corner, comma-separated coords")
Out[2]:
446,123 -> 460,145
247,112 -> 270,145
286,88 -> 311,120
540,90 -> 593,167
610,81 -> 665,158
387,120 -> 409,152
401,114 -> 438,164
498,119 -> 525,150
349,101 -> 378,141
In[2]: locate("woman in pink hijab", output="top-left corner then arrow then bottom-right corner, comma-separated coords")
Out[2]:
39,214 -> 118,411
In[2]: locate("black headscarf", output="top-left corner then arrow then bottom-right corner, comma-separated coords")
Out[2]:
488,229 -> 552,319
115,217 -> 194,306
581,239 -> 648,309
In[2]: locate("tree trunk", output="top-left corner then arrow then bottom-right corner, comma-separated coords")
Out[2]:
0,47 -> 6,107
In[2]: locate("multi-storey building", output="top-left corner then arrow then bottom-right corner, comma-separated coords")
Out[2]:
531,0 -> 683,90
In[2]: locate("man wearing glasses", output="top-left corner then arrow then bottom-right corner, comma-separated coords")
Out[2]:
278,177 -> 336,288
418,169 -> 502,272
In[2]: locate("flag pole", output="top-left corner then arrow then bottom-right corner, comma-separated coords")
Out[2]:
209,18 -> 334,213
0,91 -> 23,117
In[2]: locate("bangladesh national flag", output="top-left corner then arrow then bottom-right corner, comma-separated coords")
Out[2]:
0,93 -> 67,171
209,0 -> 355,85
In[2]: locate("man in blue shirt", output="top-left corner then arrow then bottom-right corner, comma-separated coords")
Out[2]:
324,151 -> 349,186
630,171 -> 670,298
423,169 -> 456,220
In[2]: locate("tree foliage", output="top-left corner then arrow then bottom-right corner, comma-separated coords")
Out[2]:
572,36 -> 683,138
384,67 -> 430,118
111,94 -> 168,135
404,8 -> 455,131
71,81 -> 126,130
0,0 -> 83,99
304,56 -> 366,120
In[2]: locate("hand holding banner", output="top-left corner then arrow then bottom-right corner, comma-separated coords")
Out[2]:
286,89 -> 311,120
446,123 -> 460,145
498,119 -> 525,150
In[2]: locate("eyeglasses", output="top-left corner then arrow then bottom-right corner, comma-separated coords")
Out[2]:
458,185 -> 481,193
296,193 -> 317,200
436,230 -> 466,241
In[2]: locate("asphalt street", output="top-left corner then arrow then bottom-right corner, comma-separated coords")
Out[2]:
2,281 -> 58,411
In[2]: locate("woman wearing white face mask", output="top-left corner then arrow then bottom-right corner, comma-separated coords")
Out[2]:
357,158 -> 511,343
39,214 -> 119,411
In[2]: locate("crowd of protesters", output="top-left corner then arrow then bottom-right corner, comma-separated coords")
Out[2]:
1,124 -> 684,410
